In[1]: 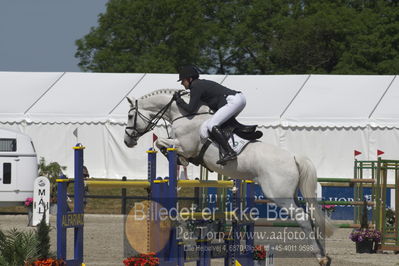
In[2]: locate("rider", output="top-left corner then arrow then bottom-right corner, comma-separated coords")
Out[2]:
174,65 -> 246,164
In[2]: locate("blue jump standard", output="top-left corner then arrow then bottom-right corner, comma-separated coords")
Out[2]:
56,144 -> 255,266
57,145 -> 85,266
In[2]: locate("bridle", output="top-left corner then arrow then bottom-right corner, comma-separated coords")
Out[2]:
125,98 -> 174,141
125,91 -> 210,141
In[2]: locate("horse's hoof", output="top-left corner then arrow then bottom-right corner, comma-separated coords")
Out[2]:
318,255 -> 332,266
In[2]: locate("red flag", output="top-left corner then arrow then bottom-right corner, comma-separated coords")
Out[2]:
153,133 -> 158,143
354,150 -> 362,157
377,149 -> 384,156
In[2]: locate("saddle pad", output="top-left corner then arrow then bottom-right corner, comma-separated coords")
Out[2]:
228,134 -> 251,155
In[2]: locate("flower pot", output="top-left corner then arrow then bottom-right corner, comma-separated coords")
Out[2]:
27,208 -> 33,226
254,260 -> 266,266
356,240 -> 374,253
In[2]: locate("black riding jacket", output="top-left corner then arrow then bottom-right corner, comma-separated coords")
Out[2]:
176,79 -> 239,113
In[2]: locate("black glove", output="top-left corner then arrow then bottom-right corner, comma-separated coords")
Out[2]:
172,91 -> 181,101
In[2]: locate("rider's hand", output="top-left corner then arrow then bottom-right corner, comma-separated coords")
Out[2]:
172,91 -> 181,101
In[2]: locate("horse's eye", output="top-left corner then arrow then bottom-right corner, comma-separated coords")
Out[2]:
128,115 -> 133,119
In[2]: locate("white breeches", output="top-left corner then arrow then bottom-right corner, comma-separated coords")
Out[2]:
200,93 -> 246,139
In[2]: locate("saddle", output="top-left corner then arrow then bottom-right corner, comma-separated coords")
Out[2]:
218,117 -> 263,141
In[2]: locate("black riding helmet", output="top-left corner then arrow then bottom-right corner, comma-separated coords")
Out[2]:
177,65 -> 200,81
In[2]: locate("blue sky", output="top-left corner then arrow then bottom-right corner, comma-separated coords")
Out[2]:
0,0 -> 107,72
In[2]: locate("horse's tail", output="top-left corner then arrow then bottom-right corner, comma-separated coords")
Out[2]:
295,155 -> 336,237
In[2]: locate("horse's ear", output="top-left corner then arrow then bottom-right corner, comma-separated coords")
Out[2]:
126,97 -> 136,106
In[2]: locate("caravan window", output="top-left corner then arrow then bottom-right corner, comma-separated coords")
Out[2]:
0,139 -> 16,152
3,163 -> 11,184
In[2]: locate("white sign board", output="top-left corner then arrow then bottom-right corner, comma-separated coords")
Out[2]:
32,176 -> 50,226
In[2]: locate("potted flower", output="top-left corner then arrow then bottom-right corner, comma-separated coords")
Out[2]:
25,197 -> 34,226
25,197 -> 33,207
349,228 -> 381,253
27,258 -> 66,266
321,204 -> 336,218
123,252 -> 159,266
253,245 -> 266,266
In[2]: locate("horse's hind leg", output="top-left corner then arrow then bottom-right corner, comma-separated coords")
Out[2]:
271,198 -> 330,265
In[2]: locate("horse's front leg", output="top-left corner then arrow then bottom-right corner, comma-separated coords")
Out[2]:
155,137 -> 180,151
155,137 -> 189,166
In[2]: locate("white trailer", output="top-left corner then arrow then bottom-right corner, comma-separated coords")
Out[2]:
0,128 -> 37,206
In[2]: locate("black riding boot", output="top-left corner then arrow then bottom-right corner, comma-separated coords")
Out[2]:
211,126 -> 237,164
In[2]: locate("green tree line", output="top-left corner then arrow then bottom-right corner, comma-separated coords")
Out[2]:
75,0 -> 399,74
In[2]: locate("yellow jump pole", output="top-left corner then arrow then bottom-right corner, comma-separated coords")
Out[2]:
177,180 -> 234,188
84,180 -> 150,188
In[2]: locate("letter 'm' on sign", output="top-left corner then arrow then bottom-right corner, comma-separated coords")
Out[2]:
38,189 -> 46,196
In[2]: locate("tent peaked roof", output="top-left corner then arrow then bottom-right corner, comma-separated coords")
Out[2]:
26,72 -> 144,123
369,76 -> 399,127
282,75 -> 395,127
0,71 -> 63,122
0,71 -> 398,128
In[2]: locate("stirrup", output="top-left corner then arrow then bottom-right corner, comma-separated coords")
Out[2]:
216,152 -> 237,165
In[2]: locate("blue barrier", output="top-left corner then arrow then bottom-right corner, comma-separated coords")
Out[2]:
56,144 -> 255,266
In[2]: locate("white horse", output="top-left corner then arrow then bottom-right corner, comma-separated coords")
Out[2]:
124,89 -> 335,265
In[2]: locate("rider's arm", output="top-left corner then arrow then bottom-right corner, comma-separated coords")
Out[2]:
176,89 -> 201,114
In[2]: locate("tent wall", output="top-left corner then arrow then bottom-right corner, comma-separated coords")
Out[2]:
0,123 -> 396,182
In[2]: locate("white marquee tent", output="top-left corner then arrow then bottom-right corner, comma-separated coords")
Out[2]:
1,71 -> 398,182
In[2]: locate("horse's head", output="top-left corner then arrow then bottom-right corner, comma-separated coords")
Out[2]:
124,90 -> 184,148
124,97 -> 151,148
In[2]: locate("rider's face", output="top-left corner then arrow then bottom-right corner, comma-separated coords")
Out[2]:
181,78 -> 190,89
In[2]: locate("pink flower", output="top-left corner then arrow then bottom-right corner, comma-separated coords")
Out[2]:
24,197 -> 33,207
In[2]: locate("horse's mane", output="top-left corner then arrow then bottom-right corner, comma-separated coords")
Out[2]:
139,88 -> 179,100
138,88 -> 206,113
